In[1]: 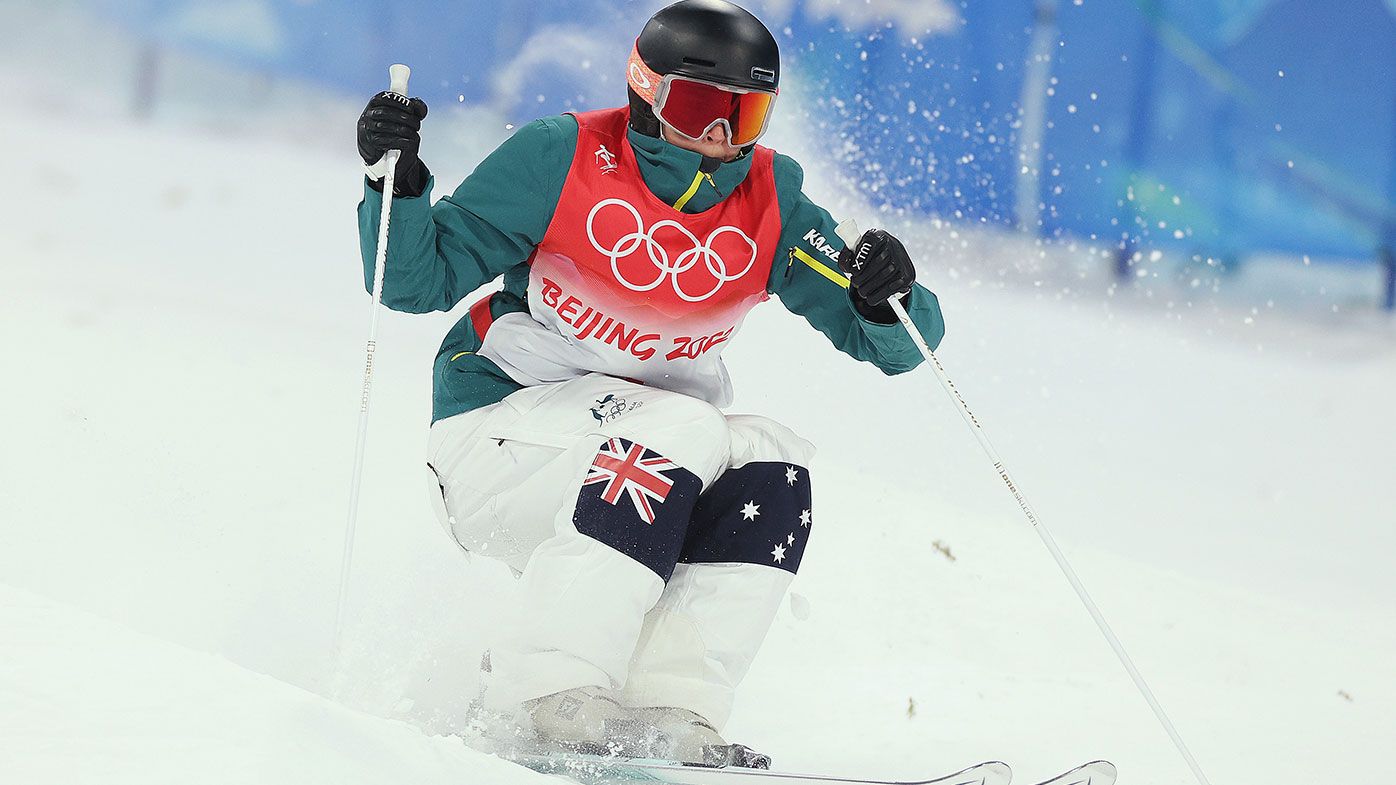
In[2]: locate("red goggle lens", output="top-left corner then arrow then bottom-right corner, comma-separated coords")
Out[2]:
657,78 -> 775,147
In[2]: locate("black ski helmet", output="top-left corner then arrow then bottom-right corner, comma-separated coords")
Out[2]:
628,0 -> 781,138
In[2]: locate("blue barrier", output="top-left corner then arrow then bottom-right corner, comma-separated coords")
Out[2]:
91,0 -> 1396,306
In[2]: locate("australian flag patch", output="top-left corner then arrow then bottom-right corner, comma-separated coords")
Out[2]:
573,437 -> 700,580
682,462 -> 813,574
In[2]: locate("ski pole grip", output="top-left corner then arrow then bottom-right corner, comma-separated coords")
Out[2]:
834,219 -> 863,253
388,64 -> 411,97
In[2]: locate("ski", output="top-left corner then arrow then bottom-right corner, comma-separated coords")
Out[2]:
1030,761 -> 1116,785
509,754 -> 1012,785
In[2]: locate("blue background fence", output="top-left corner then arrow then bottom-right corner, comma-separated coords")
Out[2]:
95,0 -> 1396,305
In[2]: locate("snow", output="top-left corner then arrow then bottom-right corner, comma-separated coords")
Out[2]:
3,11 -> 1395,785
0,583 -> 550,785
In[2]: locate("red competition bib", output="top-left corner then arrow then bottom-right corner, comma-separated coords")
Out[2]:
490,107 -> 782,406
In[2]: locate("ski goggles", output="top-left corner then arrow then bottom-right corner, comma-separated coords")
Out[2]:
627,43 -> 778,147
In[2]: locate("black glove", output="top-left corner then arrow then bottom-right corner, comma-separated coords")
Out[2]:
838,228 -> 916,323
357,91 -> 430,198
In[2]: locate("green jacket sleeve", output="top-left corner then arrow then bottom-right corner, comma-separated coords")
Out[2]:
766,154 -> 946,374
357,115 -> 579,313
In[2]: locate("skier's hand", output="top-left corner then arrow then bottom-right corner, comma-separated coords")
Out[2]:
357,91 -> 430,198
838,228 -> 916,322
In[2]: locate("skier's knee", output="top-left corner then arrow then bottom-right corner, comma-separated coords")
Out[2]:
677,416 -> 815,574
682,461 -> 814,574
726,415 -> 815,468
616,393 -> 731,488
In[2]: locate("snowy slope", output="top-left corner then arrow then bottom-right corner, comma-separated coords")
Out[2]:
0,583 -> 549,785
3,17 -> 1396,785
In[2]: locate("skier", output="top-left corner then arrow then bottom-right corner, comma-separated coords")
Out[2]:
356,0 -> 945,767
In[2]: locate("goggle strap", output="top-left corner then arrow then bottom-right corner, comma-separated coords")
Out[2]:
626,41 -> 662,105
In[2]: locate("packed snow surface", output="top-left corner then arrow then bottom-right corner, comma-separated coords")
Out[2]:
0,584 -> 552,785
3,22 -> 1395,785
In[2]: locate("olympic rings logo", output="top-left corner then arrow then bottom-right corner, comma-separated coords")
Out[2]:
586,198 -> 758,303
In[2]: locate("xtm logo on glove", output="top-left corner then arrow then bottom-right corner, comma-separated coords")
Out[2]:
586,198 -> 757,303
583,438 -> 682,524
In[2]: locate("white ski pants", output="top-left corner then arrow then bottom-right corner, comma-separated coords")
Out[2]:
427,373 -> 815,729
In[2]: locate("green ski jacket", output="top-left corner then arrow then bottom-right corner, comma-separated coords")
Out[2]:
357,113 -> 945,424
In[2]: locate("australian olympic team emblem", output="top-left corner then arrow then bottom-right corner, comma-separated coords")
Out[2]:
590,394 -> 642,424
586,198 -> 758,303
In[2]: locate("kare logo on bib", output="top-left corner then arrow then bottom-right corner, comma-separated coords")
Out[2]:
586,198 -> 758,304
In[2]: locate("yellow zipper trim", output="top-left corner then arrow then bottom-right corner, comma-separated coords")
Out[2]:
790,246 -> 850,289
671,170 -> 706,211
450,352 -> 474,362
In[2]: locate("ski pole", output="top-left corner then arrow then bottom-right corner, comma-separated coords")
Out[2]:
335,63 -> 412,655
834,220 -> 1214,785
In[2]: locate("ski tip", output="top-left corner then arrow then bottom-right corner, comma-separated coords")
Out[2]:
983,761 -> 1013,780
1037,760 -> 1117,785
914,760 -> 1011,785
1078,760 -> 1117,780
